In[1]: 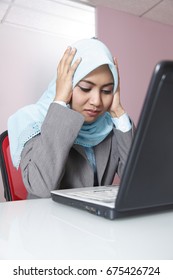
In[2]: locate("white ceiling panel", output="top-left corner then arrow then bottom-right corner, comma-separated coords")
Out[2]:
143,0 -> 173,25
0,0 -> 95,38
0,0 -> 12,3
4,5 -> 94,38
14,0 -> 94,22
0,2 -> 10,21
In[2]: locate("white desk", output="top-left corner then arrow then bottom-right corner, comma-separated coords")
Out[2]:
0,198 -> 173,260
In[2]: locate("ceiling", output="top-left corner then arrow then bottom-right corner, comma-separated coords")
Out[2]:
0,0 -> 95,38
73,0 -> 173,27
0,0 -> 173,34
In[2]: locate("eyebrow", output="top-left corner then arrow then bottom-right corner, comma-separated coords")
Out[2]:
80,79 -> 114,87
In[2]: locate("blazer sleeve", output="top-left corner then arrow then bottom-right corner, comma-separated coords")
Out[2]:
20,103 -> 84,198
113,122 -> 135,178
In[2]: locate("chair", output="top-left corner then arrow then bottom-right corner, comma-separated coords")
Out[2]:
0,130 -> 27,201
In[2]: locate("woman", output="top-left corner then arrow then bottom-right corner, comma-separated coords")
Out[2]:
8,38 -> 134,199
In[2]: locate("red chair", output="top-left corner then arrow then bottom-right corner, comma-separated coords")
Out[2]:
0,130 -> 27,201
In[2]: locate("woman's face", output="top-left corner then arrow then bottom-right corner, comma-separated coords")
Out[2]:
71,64 -> 114,123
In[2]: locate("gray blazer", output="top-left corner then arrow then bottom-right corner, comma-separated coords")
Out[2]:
20,103 -> 134,199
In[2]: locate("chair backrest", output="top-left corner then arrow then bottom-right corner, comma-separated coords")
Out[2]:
0,130 -> 27,201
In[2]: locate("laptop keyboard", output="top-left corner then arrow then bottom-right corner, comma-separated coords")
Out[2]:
68,187 -> 119,203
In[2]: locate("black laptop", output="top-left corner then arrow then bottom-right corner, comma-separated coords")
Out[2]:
51,61 -> 173,219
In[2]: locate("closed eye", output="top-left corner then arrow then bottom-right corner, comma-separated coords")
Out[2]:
101,89 -> 113,94
78,86 -> 91,92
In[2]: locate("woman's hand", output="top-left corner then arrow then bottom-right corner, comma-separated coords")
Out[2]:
54,47 -> 81,104
109,58 -> 125,118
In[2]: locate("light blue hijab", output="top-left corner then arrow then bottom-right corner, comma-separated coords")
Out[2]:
8,38 -> 118,168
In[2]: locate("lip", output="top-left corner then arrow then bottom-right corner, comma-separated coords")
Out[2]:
84,109 -> 101,117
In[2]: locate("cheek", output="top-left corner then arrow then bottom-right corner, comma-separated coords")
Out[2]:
71,88 -> 86,110
102,95 -> 113,109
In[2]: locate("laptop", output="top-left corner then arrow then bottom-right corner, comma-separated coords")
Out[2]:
51,61 -> 173,219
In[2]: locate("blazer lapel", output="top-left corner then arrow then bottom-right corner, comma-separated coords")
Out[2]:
94,133 -> 112,184
73,144 -> 87,160
73,133 -> 112,185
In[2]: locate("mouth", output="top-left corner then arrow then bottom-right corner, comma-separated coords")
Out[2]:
84,109 -> 101,117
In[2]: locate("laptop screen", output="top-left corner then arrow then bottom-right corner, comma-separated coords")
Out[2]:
116,61 -> 173,212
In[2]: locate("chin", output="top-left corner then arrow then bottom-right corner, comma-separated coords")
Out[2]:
84,115 -> 100,124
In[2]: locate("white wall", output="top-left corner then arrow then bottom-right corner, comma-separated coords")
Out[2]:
0,24 -> 72,200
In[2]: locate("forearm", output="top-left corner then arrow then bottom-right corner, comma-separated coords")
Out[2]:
20,103 -> 84,198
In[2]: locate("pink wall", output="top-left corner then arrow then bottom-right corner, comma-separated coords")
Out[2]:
96,6 -> 173,125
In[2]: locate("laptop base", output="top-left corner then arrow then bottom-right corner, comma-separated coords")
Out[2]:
51,192 -> 173,220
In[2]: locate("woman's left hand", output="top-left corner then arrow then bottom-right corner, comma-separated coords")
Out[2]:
109,58 -> 125,118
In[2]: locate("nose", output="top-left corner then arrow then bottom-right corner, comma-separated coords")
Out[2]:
89,89 -> 102,107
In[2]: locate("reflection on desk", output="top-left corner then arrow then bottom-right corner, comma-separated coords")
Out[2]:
0,198 -> 173,260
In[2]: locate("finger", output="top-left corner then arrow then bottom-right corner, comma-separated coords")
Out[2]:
68,57 -> 82,77
63,47 -> 77,73
113,57 -> 119,73
58,47 -> 72,73
113,57 -> 120,89
114,57 -> 118,65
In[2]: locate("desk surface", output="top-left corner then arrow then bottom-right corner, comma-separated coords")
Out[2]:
0,198 -> 173,260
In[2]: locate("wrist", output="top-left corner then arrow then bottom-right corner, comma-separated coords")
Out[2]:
110,106 -> 125,118
53,100 -> 67,107
54,96 -> 69,104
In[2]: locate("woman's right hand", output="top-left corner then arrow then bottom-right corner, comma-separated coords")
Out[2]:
54,47 -> 81,104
